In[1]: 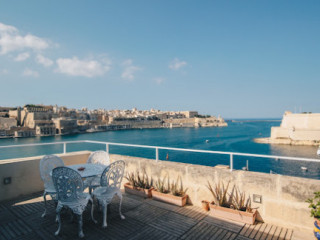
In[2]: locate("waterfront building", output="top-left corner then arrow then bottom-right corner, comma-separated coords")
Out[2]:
10,127 -> 36,137
35,123 -> 56,136
52,118 -> 78,135
0,105 -> 227,138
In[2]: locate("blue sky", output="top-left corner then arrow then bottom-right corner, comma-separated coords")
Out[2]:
0,1 -> 319,118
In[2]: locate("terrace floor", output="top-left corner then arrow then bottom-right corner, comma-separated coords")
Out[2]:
0,191 -> 294,240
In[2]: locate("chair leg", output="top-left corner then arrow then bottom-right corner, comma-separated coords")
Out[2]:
119,193 -> 125,220
102,203 -> 108,228
41,191 -> 47,218
90,198 -> 97,224
68,208 -> 74,223
55,205 -> 62,236
77,214 -> 84,238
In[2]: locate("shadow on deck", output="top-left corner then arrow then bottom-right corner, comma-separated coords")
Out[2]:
0,192 -> 293,240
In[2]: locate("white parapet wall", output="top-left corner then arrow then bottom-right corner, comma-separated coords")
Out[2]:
0,151 -> 317,232
110,154 -> 318,233
0,151 -> 91,202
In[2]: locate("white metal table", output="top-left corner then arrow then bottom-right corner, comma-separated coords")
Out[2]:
67,163 -> 106,178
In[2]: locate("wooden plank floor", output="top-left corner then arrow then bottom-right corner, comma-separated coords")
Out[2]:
0,192 -> 293,240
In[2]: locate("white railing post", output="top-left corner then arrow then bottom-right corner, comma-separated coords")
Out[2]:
106,143 -> 109,154
230,154 -> 233,172
63,143 -> 66,154
156,147 -> 159,162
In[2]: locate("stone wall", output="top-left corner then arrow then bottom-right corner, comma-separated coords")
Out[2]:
281,112 -> 320,129
0,117 -> 17,130
110,154 -> 317,232
112,120 -> 163,128
257,111 -> 320,145
271,127 -> 320,141
0,151 -> 91,201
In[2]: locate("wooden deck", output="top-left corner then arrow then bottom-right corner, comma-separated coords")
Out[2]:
0,192 -> 293,240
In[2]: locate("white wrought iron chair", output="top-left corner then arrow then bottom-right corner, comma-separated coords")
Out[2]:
52,166 -> 96,238
92,160 -> 125,228
86,151 -> 110,194
39,155 -> 64,218
87,151 -> 110,165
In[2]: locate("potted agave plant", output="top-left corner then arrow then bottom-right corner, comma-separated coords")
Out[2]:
124,170 -> 154,198
306,191 -> 320,239
207,181 -> 257,224
151,176 -> 188,207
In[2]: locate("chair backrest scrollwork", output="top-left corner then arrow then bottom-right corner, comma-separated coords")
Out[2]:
100,160 -> 125,188
39,155 -> 64,190
52,167 -> 84,202
87,151 -> 110,166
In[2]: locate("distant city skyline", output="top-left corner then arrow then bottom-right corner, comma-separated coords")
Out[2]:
0,1 -> 319,118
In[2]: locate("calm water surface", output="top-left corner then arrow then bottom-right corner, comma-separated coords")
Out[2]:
1,121 -> 319,179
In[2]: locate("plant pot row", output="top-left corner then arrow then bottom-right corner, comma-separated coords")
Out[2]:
124,183 -> 257,224
201,200 -> 256,225
124,183 -> 187,207
124,183 -> 153,198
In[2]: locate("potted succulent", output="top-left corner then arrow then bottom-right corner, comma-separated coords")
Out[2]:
306,191 -> 320,239
207,181 -> 257,224
124,170 -> 154,198
151,176 -> 188,207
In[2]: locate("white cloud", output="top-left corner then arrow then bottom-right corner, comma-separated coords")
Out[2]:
169,58 -> 187,70
36,54 -> 53,67
22,68 -> 39,77
56,57 -> 111,77
0,69 -> 8,74
0,22 -> 49,55
154,77 -> 165,85
14,52 -> 30,62
121,59 -> 141,81
0,23 -> 17,34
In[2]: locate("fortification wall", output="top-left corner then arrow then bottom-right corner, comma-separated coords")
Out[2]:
281,112 -> 320,129
258,112 -> 320,145
0,117 -> 17,130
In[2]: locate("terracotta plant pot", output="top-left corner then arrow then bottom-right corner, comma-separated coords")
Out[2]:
124,183 -> 153,198
209,203 -> 257,225
201,200 -> 210,211
151,189 -> 187,207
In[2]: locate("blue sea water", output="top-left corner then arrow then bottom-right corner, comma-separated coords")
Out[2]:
1,121 -> 320,179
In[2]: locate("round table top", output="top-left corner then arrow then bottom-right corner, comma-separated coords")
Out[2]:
67,163 -> 106,178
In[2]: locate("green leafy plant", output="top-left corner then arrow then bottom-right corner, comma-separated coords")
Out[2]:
231,186 -> 252,213
306,192 -> 320,218
155,175 -> 170,193
125,170 -> 154,189
138,169 -> 153,189
142,171 -> 153,189
125,172 -> 138,188
170,176 -> 188,197
206,181 -> 252,212
206,180 -> 231,208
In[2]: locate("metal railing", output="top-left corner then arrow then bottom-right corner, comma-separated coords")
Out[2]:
0,140 -> 319,171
